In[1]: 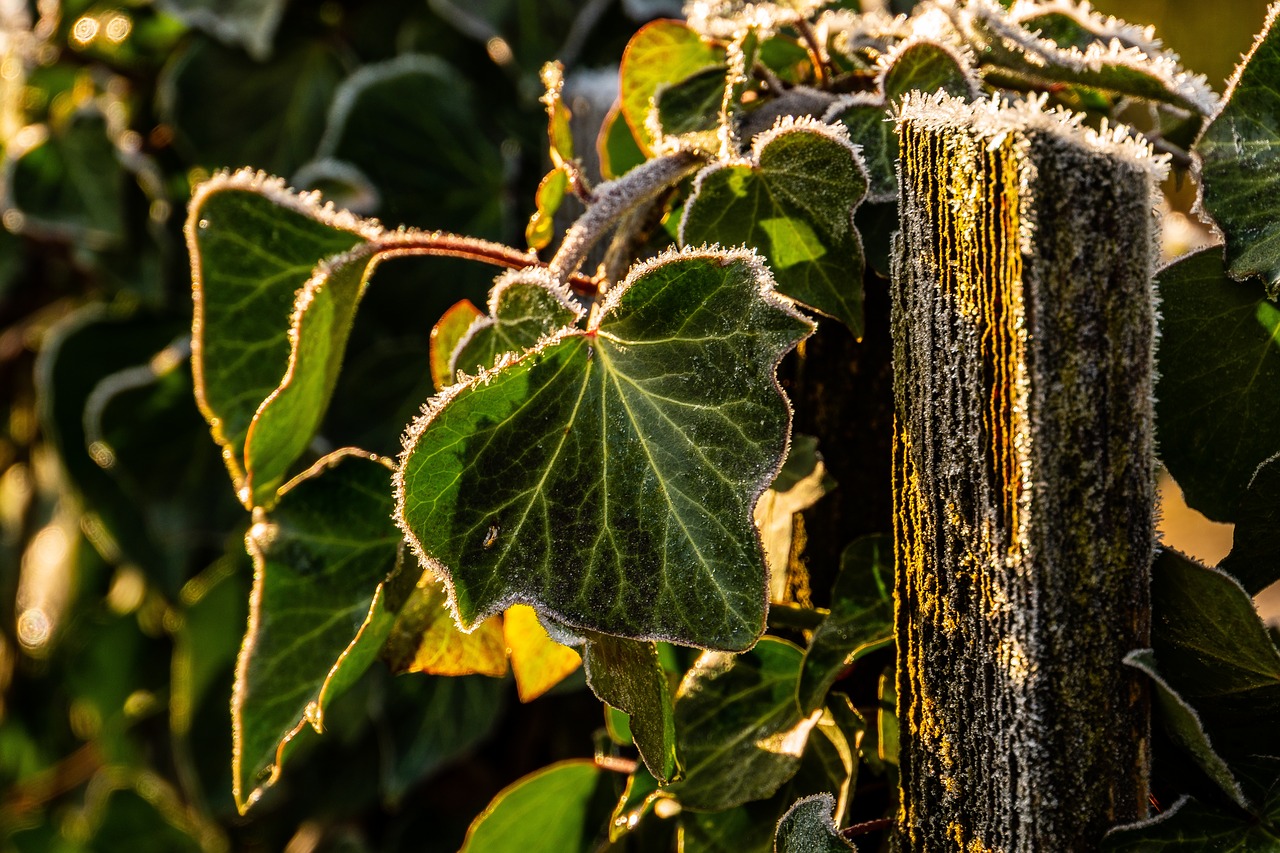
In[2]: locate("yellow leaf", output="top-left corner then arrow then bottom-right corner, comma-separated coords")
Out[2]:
383,578 -> 508,678
504,604 -> 581,702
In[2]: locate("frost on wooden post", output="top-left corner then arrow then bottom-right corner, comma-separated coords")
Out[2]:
891,92 -> 1165,852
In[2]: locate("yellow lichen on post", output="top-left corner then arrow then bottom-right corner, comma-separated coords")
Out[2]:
892,93 -> 1164,852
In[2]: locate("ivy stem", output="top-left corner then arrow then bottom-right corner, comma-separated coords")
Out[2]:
841,818 -> 893,839
767,602 -> 828,632
548,150 -> 707,286
369,231 -> 601,296
794,18 -> 830,88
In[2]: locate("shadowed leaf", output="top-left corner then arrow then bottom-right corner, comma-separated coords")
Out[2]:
233,450 -> 404,813
451,271 -> 583,378
1155,249 -> 1280,522
671,638 -> 817,812
381,578 -> 508,678
1103,791 -> 1280,851
1219,454 -> 1280,595
582,633 -> 680,783
155,0 -> 288,60
798,535 -> 894,714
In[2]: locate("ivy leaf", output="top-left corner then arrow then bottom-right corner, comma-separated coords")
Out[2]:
233,449 -> 405,814
314,54 -> 504,234
396,248 -> 813,651
1155,249 -> 1280,522
825,97 -> 896,204
526,168 -> 569,252
430,300 -> 484,392
1195,3 -> 1280,296
581,633 -> 681,784
620,20 -> 726,151
461,760 -> 609,852
599,103 -> 648,180
1125,649 -> 1249,810
798,535 -> 894,714
1103,792 -> 1280,851
8,110 -> 125,247
158,37 -> 345,175
880,40 -> 978,102
655,66 -> 726,138
379,674 -> 505,807
155,0 -> 288,60
1219,454 -> 1280,595
670,638 -> 818,812
189,170 -> 371,505
504,605 -> 581,703
450,271 -> 584,379
1151,549 -> 1280,762
680,119 -> 868,335
381,578 -> 509,678
774,793 -> 857,852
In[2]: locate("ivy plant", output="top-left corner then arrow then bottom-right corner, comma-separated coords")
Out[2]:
4,0 -> 1280,851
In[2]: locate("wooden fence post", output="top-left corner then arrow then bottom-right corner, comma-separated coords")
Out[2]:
891,93 -> 1165,851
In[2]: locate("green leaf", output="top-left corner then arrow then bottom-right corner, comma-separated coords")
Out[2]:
396,248 -> 813,651
599,103 -> 648,180
158,36 -> 345,174
189,170 -> 371,504
461,760 -> 609,853
1103,793 -> 1280,851
1151,550 -> 1280,761
610,767 -> 666,841
1124,649 -> 1249,810
620,20 -> 726,150
798,535 -> 894,714
824,96 -> 896,204
450,271 -> 584,379
774,793 -> 857,852
379,674 -> 505,806
655,66 -> 726,138
1195,3 -> 1280,296
680,120 -> 868,335
881,40 -> 977,101
1219,454 -> 1280,595
670,637 -> 816,811
683,806 -> 777,853
581,633 -> 681,784
430,300 -> 484,392
154,0 -> 288,60
1155,249 -> 1280,521
314,54 -> 503,234
233,449 -> 405,813
8,110 -> 125,247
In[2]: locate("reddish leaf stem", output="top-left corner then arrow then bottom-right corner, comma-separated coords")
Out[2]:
372,231 -> 603,296
841,817 -> 893,839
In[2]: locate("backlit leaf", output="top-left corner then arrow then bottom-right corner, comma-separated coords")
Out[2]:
599,102 -> 649,180
526,167 -> 569,252
670,637 -> 817,812
450,270 -> 584,379
430,300 -> 484,392
233,450 -> 405,813
621,20 -> 726,151
825,96 -> 896,203
461,760 -> 609,853
1151,550 -> 1280,762
655,66 -> 726,138
189,170 -> 372,504
1195,3 -> 1280,296
1219,454 -> 1280,595
754,434 -> 835,603
774,793 -> 856,853
1154,249 -> 1280,521
881,40 -> 977,101
798,535 -> 894,714
504,605 -> 581,703
381,578 -> 508,678
396,248 -> 813,651
680,119 -> 868,334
